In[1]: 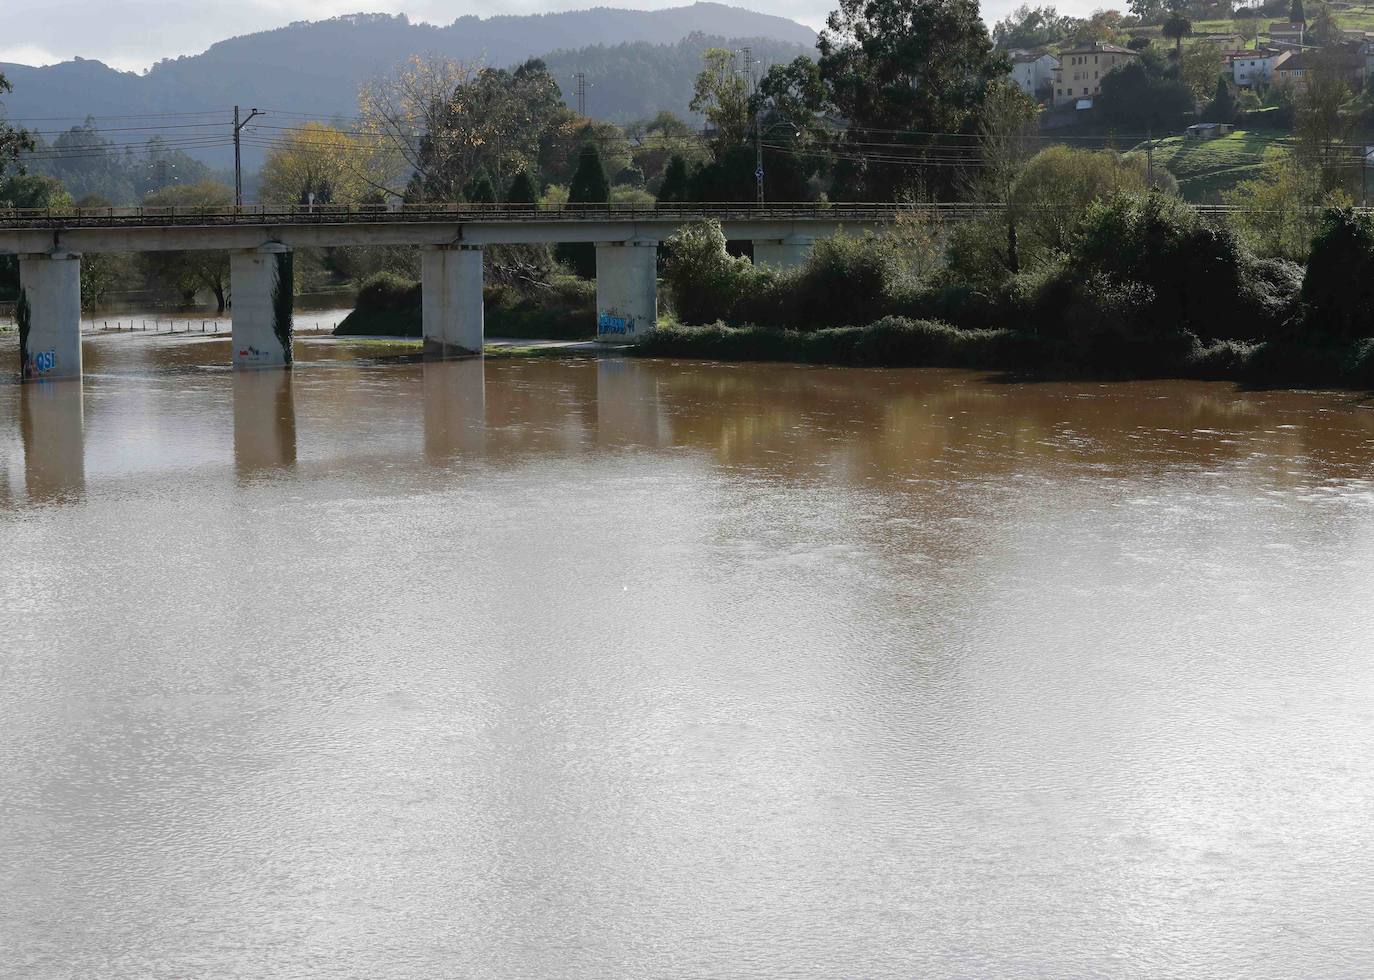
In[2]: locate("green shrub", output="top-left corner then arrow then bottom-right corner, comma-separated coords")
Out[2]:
662,220 -> 757,324
1300,208 -> 1374,343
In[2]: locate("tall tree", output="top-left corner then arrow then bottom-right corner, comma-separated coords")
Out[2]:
1162,11 -> 1193,54
657,154 -> 691,202
1294,58 -> 1363,194
816,0 -> 1009,199
690,48 -> 753,154
568,144 -> 610,203
506,169 -> 538,204
971,80 -> 1038,274
1207,74 -> 1236,122
1290,0 -> 1306,23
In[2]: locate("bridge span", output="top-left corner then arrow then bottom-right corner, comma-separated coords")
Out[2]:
0,202 -> 945,380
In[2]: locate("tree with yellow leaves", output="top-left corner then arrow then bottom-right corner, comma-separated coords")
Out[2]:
258,122 -> 390,206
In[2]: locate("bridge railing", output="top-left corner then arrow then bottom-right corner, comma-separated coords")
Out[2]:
0,201 -> 1006,229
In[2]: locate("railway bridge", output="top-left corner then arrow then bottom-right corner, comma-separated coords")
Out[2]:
0,202 -> 946,380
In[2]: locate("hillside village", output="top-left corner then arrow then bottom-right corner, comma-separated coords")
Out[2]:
997,0 -> 1374,198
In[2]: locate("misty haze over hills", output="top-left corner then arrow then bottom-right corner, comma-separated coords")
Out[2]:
1,4 -> 815,169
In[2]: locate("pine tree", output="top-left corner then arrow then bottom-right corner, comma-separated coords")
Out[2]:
568,144 -> 610,203
1208,75 -> 1235,123
1290,0 -> 1305,23
657,154 -> 691,202
506,169 -> 538,204
464,171 -> 497,204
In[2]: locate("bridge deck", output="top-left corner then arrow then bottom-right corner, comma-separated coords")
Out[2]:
0,202 -> 963,231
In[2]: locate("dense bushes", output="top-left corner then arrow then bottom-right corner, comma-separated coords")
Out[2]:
662,225 -> 915,330
657,198 -> 1338,379
1300,208 -> 1374,343
335,270 -> 595,340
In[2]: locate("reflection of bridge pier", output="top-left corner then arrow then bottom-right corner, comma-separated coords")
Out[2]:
423,358 -> 486,459
233,370 -> 297,476
20,379 -> 85,503
596,358 -> 670,447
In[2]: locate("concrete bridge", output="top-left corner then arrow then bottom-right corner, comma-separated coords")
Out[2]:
0,202 -> 946,381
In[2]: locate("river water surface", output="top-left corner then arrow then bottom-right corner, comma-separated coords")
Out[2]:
2,333 -> 1373,978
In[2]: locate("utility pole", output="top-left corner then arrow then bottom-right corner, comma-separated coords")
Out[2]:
1145,125 -> 1155,189
740,46 -> 764,206
574,73 -> 587,116
233,105 -> 264,208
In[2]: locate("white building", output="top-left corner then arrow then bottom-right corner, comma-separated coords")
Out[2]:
1010,53 -> 1059,98
1231,48 -> 1291,87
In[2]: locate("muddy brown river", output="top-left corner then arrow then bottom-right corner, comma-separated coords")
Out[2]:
2,332 -> 1372,977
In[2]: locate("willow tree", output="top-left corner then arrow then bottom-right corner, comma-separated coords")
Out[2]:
259,123 -> 384,205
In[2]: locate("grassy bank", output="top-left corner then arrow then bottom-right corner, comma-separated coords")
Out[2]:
1132,129 -> 1291,202
637,320 -> 1374,388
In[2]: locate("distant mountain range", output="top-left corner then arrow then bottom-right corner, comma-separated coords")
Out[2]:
1,4 -> 816,170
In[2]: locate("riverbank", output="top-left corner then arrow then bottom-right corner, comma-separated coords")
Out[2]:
635,319 -> 1374,390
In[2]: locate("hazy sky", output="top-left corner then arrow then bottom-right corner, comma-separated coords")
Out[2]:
0,0 -> 1112,72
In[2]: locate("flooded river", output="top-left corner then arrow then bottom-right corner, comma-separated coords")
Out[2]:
2,332 -> 1372,977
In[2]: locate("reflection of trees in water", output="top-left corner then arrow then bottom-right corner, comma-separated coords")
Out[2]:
645,364 -> 1374,488
20,380 -> 85,505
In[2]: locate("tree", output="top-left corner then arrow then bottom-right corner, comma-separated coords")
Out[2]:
259,123 -> 380,206
816,0 -> 1009,199
1179,42 -> 1222,99
657,154 -> 691,202
560,144 -> 609,276
464,170 -> 496,204
506,169 -> 538,204
568,144 -> 610,203
1097,52 -> 1197,128
1010,146 -> 1162,252
970,80 -> 1038,273
360,56 -> 563,202
1301,208 -> 1374,341
1294,57 -> 1364,193
1308,1 -> 1340,43
1162,12 -> 1193,53
0,73 -> 34,182
1074,10 -> 1124,43
1128,0 -> 1167,24
1290,0 -> 1306,22
140,181 -> 234,311
1224,161 -> 1341,262
991,5 -> 1078,48
690,48 -> 752,154
1207,74 -> 1237,121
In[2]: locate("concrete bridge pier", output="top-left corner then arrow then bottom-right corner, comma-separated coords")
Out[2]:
16,251 -> 82,381
231,243 -> 294,369
422,244 -> 484,358
752,235 -> 815,271
595,240 -> 658,342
